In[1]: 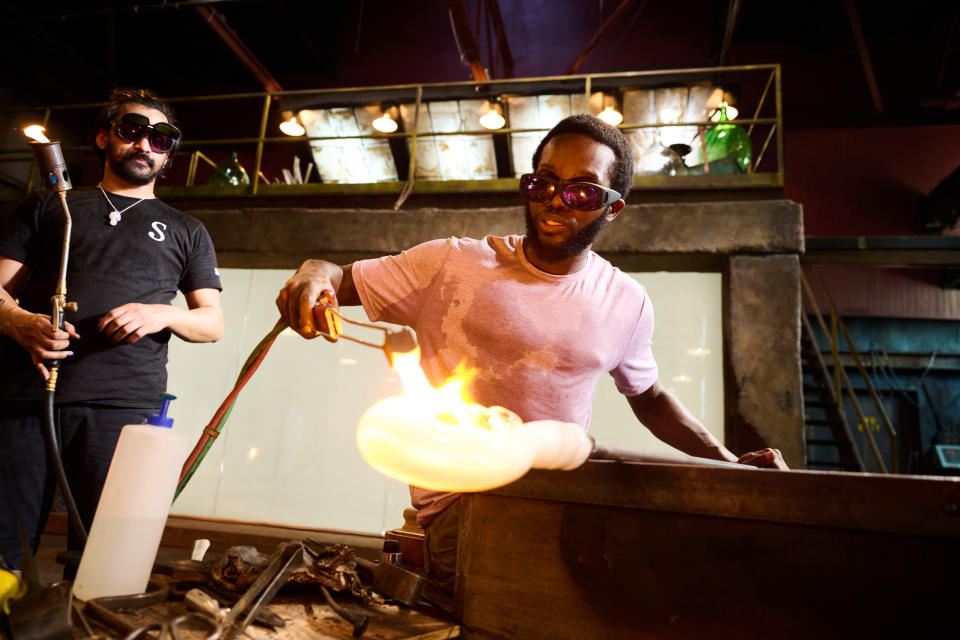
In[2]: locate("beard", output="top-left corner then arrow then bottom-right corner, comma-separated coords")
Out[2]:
524,203 -> 610,263
107,149 -> 163,186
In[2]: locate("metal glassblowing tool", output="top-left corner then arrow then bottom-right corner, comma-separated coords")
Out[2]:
176,303 -> 419,499
24,128 -> 87,542
312,289 -> 419,367
27,130 -> 79,388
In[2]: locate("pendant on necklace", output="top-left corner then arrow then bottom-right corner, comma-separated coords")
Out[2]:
109,211 -> 122,226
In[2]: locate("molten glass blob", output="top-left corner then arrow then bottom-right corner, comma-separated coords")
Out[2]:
356,352 -> 592,491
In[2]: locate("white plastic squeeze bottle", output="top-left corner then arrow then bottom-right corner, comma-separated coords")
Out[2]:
72,393 -> 189,600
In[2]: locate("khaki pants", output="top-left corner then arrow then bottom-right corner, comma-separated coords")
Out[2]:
423,498 -> 460,591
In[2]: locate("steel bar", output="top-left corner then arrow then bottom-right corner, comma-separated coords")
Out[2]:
192,1 -> 284,94
566,0 -> 638,75
775,64 -> 784,187
844,0 -> 885,113
717,0 -> 741,66
2,64 -> 783,112
746,68 -> 776,136
394,85 -> 422,210
800,311 -> 867,471
751,122 -> 777,173
811,266 -> 898,471
251,94 -> 271,196
448,0 -> 489,82
485,0 -> 514,77
802,272 -> 886,472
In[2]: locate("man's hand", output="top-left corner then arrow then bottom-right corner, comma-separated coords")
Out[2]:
738,448 -> 788,470
97,303 -> 170,344
4,308 -> 78,379
276,259 -> 344,339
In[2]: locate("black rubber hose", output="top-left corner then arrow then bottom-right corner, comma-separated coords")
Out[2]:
41,384 -> 87,543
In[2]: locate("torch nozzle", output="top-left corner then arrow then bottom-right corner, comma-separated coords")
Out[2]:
28,140 -> 72,193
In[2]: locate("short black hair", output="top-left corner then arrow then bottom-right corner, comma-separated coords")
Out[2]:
93,88 -> 180,166
531,114 -> 634,200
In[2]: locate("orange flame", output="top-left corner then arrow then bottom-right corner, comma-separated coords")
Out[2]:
356,342 -> 594,491
23,125 -> 50,143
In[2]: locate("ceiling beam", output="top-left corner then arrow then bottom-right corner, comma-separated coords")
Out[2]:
190,0 -> 284,93
717,0 -> 741,66
844,0 -> 885,114
565,0 -> 637,75
448,0 -> 489,82
484,0 -> 514,78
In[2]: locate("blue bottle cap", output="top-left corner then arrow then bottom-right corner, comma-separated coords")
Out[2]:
147,393 -> 177,428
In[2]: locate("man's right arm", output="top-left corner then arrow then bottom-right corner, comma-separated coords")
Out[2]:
275,259 -> 358,339
0,256 -> 78,379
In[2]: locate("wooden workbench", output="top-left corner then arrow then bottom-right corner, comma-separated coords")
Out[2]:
456,461 -> 960,639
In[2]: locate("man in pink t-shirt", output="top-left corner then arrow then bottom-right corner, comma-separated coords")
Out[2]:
277,115 -> 786,589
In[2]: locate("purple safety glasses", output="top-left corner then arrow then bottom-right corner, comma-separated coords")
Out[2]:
519,173 -> 621,211
112,112 -> 181,154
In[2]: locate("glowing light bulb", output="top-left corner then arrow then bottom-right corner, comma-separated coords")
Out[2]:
597,106 -> 623,126
686,347 -> 711,356
479,102 -> 505,130
710,101 -> 739,122
672,375 -> 693,383
279,117 -> 305,137
23,125 -> 49,143
372,112 -> 398,133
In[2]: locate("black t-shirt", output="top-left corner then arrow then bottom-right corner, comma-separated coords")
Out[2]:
0,188 -> 222,407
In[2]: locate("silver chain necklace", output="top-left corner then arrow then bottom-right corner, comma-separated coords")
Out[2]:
98,185 -> 146,226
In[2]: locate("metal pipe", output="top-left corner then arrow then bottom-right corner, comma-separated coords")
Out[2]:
566,0 -> 638,75
251,94 -> 271,196
3,64 -> 784,113
811,266 -> 898,471
590,440 -> 753,470
802,272 -> 887,473
746,68 -> 776,137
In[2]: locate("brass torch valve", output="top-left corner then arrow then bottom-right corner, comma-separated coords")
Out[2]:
311,289 -> 419,368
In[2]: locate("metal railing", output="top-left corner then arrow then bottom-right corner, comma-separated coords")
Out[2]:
801,266 -> 898,473
1,64 -> 783,205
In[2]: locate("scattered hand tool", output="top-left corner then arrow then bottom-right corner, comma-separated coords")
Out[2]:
6,521 -> 73,640
319,584 -> 368,638
182,586 -> 285,630
353,543 -> 426,607
215,540 -> 304,640
80,577 -> 170,638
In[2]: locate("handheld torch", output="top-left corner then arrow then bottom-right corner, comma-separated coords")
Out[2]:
25,126 -> 86,541
27,130 -> 78,389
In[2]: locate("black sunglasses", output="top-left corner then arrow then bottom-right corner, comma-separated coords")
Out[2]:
112,112 -> 181,154
519,173 -> 622,211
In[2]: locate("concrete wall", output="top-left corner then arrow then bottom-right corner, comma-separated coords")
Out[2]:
185,199 -> 806,466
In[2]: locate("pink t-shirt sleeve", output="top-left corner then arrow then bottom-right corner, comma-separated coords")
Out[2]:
610,288 -> 658,396
352,238 -> 453,325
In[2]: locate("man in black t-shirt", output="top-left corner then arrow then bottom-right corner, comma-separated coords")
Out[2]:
0,89 -> 224,569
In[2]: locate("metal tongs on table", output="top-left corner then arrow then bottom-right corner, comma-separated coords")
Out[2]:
312,290 -> 419,368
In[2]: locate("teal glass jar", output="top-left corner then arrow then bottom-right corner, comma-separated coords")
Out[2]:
209,152 -> 250,186
704,105 -> 752,174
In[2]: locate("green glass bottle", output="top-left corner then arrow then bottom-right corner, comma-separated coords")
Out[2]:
209,152 -> 250,186
704,105 -> 752,174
